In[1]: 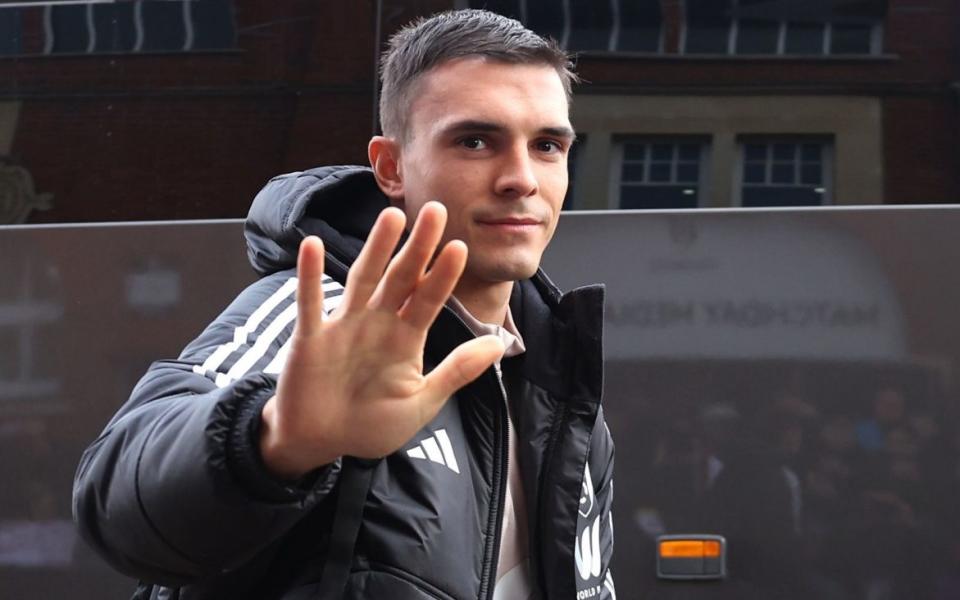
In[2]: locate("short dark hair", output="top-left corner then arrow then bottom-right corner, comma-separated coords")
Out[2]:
378,9 -> 577,141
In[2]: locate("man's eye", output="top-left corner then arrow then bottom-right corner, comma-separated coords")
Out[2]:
459,137 -> 487,150
536,140 -> 563,154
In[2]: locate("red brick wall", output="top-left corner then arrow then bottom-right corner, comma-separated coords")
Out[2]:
4,0 -> 958,222
7,2 -> 383,222
884,96 -> 959,204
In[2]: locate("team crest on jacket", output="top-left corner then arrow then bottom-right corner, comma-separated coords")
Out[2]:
574,461 -> 616,598
578,463 -> 595,518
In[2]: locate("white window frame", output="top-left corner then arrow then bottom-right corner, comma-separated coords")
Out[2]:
42,0 -> 202,55
462,0 -> 665,53
609,136 -> 711,210
732,137 -> 834,208
680,0 -> 884,56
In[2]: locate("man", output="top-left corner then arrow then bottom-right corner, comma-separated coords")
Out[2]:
74,9 -> 615,600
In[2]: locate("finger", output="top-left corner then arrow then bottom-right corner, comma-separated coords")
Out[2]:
369,201 -> 447,311
399,239 -> 467,330
419,335 -> 505,416
340,207 -> 406,313
294,236 -> 326,336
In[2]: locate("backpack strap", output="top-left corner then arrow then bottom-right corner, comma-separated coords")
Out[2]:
315,456 -> 378,600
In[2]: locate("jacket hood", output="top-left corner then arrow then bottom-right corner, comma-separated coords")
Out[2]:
244,165 -> 388,277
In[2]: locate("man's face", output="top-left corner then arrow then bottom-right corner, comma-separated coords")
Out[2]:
394,58 -> 574,291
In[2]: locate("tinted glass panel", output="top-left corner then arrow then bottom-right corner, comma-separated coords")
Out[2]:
686,0 -> 732,20
0,222 -> 256,598
831,23 -> 872,54
801,164 -> 822,185
678,144 -> 700,161
771,163 -> 794,183
785,22 -> 824,54
676,163 -> 699,182
621,185 -> 698,208
92,3 -> 136,53
622,163 -> 646,182
191,0 -> 236,50
4,208 -> 960,597
742,187 -> 823,206
744,163 -> 766,183
801,143 -> 822,162
685,0 -> 731,53
526,3 -> 564,46
744,143 -> 766,161
736,19 -> 779,54
649,163 -> 671,182
50,5 -> 88,53
141,0 -> 185,52
651,143 -> 672,161
568,0 -> 611,51
773,143 -> 795,160
685,22 -> 730,53
623,143 -> 647,161
0,8 -> 21,55
471,0 -> 520,20
618,0 -> 661,52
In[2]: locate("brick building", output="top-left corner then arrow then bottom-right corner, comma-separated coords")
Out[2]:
0,0 -> 957,223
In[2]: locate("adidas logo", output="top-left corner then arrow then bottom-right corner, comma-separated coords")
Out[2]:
406,429 -> 460,474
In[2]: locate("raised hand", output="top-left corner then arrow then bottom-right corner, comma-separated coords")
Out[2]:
259,202 -> 505,479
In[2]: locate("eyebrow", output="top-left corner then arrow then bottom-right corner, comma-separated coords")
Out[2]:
439,119 -> 578,143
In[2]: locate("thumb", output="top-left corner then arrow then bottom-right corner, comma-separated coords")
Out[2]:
421,335 -> 505,408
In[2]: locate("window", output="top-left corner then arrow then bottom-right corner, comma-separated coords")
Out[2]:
614,138 -> 708,209
738,138 -> 832,207
34,0 -> 236,55
684,0 -> 732,53
469,0 -> 663,53
683,0 -> 885,56
141,0 -> 187,52
0,7 -> 22,55
92,2 -> 138,53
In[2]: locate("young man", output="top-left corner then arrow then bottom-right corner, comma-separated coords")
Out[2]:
74,9 -> 615,600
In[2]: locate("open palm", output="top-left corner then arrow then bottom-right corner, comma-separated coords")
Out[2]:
259,202 -> 504,479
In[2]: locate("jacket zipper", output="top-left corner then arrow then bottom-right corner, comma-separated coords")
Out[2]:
478,361 -> 510,600
321,253 -> 511,600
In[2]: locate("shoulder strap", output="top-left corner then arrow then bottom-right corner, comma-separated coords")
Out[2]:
316,457 -> 377,600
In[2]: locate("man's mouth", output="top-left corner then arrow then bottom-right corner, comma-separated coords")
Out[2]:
476,216 -> 542,226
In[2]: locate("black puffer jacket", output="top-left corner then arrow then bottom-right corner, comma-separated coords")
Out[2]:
73,166 -> 615,600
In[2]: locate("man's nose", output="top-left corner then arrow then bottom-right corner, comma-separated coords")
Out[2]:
494,144 -> 538,198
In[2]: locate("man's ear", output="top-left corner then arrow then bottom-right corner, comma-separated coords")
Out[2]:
368,136 -> 405,207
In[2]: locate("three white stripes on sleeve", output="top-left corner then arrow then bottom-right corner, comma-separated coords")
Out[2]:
192,275 -> 344,388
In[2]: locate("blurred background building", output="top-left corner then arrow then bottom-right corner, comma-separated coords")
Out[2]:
0,0 -> 957,223
1,3 -> 960,598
